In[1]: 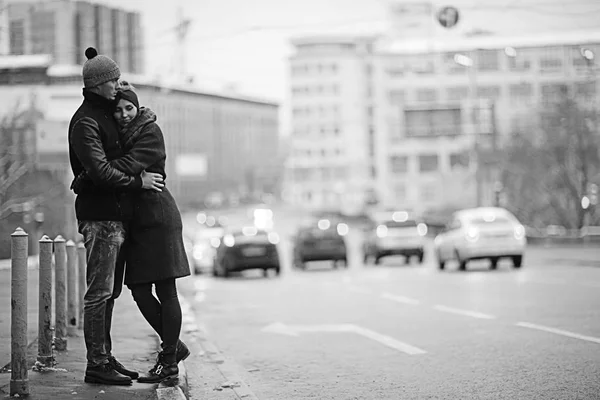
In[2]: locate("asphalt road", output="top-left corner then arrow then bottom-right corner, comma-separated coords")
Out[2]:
179,221 -> 600,399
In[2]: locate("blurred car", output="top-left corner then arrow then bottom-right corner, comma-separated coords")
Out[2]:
191,225 -> 225,274
362,211 -> 427,265
293,218 -> 349,269
434,207 -> 526,271
213,226 -> 281,278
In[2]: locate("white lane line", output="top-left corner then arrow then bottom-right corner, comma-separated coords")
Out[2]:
516,322 -> 600,344
380,292 -> 420,306
262,322 -> 427,355
433,305 -> 496,320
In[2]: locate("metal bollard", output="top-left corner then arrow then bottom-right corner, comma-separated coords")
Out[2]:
54,235 -> 68,351
66,240 -> 79,336
10,227 -> 29,397
77,242 -> 86,330
36,235 -> 55,368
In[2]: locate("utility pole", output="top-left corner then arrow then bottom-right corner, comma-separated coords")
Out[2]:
174,7 -> 192,83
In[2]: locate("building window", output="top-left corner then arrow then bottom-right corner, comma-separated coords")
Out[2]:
450,152 -> 470,169
389,155 -> 409,174
541,83 -> 568,106
575,82 -> 596,101
508,52 -> 531,71
509,83 -> 533,102
9,19 -> 25,55
477,86 -> 501,99
416,89 -> 437,103
446,86 -> 469,102
539,46 -> 564,72
477,50 -> 499,71
405,109 -> 461,137
418,154 -> 439,172
388,90 -> 405,105
444,53 -> 466,74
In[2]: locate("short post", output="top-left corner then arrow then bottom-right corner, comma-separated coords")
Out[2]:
10,227 -> 29,397
66,240 -> 79,336
54,235 -> 68,351
36,235 -> 55,368
77,242 -> 86,330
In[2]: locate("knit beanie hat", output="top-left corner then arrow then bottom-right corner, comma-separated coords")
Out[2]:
82,47 -> 121,88
116,81 -> 140,108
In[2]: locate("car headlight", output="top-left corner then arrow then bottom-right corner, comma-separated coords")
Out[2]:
376,225 -> 388,238
268,232 -> 280,244
514,225 -> 525,240
337,223 -> 349,236
224,234 -> 235,247
417,223 -> 428,236
465,227 -> 479,242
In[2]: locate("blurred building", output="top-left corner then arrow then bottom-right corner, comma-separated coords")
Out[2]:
0,57 -> 281,214
284,30 -> 600,215
1,0 -> 143,74
284,36 -> 377,216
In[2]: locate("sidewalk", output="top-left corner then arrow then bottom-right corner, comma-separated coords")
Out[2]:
0,261 -> 189,400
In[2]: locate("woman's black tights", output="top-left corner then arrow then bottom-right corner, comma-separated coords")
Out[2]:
129,278 -> 181,364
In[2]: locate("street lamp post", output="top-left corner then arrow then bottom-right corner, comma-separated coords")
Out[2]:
454,52 -> 482,206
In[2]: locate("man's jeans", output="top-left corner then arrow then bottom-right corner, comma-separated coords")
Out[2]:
78,221 -> 126,367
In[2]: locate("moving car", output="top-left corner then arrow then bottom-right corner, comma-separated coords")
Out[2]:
434,207 -> 526,271
362,211 -> 427,265
293,218 -> 349,269
213,226 -> 281,277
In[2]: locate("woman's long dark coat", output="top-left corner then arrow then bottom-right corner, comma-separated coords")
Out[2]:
110,107 -> 190,285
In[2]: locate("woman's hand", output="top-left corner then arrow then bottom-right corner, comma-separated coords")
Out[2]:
141,170 -> 165,192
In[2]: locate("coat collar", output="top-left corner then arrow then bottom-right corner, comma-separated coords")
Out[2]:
82,89 -> 116,111
120,107 -> 157,146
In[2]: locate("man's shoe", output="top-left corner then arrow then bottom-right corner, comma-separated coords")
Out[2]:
85,363 -> 132,385
138,354 -> 179,384
176,340 -> 190,363
108,356 -> 139,379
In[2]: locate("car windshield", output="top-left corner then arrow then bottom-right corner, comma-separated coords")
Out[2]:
383,220 -> 417,228
468,215 -> 513,225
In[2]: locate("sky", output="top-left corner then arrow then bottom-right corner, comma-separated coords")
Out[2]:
95,0 -> 600,102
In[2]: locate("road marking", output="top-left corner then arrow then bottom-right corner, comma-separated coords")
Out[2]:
433,305 -> 496,320
380,292 -> 420,305
262,322 -> 426,355
516,322 -> 600,344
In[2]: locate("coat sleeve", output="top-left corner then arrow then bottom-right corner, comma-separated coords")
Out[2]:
109,123 -> 167,176
70,117 -> 142,189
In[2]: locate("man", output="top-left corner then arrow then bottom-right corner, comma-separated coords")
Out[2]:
68,47 -> 164,385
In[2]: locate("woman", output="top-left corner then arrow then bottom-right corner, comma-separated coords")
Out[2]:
107,82 -> 191,383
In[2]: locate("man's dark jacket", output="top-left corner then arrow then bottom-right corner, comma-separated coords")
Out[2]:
68,90 -> 142,221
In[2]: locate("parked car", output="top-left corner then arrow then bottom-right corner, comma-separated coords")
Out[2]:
434,207 -> 526,271
213,226 -> 281,278
362,211 -> 427,265
293,218 -> 349,270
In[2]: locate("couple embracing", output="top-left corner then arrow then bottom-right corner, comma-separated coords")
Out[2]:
68,47 -> 191,385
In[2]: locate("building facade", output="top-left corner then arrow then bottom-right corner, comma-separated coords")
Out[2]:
284,36 -> 377,215
0,58 -> 281,211
3,0 -> 143,74
284,30 -> 600,215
